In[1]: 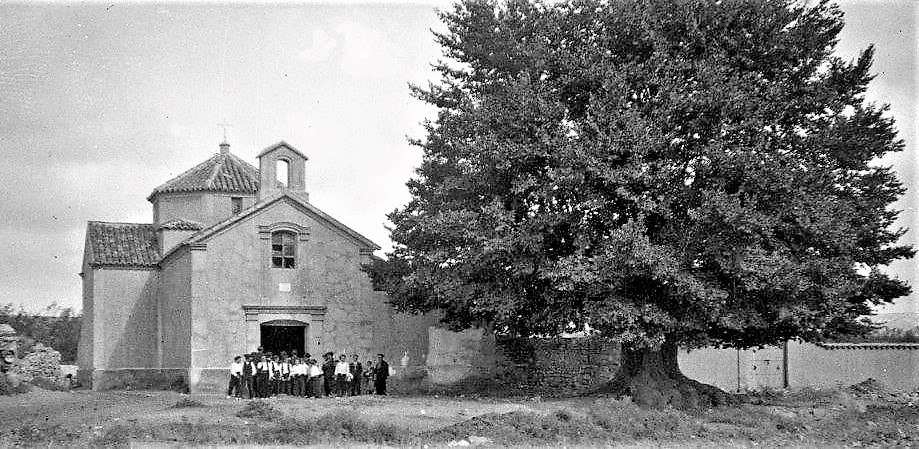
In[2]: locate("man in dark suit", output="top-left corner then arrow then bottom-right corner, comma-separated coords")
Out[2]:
349,354 -> 363,396
321,351 -> 336,397
374,353 -> 389,395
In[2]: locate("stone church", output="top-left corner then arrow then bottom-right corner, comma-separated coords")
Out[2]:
77,140 -> 434,392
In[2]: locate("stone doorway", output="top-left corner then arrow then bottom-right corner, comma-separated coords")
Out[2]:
243,305 -> 326,358
260,319 -> 307,356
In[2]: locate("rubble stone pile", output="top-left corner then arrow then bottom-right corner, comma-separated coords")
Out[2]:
0,323 -> 17,356
0,324 -> 29,395
20,343 -> 63,383
848,378 -> 919,407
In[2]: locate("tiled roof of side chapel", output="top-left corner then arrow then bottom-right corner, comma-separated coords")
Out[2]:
146,149 -> 260,200
86,222 -> 159,268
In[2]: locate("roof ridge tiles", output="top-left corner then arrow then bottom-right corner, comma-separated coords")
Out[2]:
148,151 -> 260,200
205,153 -> 225,188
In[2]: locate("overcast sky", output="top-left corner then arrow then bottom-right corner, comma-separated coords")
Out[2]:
0,1 -> 915,316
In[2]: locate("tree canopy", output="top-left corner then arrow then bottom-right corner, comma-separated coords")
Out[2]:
369,0 -> 913,353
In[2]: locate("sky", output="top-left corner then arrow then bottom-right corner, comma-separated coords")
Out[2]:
0,1 -> 915,318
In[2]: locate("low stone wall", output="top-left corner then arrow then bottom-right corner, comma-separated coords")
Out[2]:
424,327 -> 621,394
494,337 -> 620,394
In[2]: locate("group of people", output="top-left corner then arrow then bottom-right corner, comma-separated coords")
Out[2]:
226,348 -> 390,399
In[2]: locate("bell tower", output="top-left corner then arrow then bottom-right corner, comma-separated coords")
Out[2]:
257,141 -> 309,201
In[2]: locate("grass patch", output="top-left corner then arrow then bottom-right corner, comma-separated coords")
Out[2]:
92,410 -> 409,447
311,410 -> 405,443
171,397 -> 206,408
3,422 -> 84,446
235,400 -> 283,420
10,386 -> 919,447
426,404 -> 710,446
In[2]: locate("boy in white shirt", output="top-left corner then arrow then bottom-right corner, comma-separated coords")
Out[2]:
308,358 -> 323,397
291,358 -> 305,397
278,356 -> 291,395
255,354 -> 272,398
227,355 -> 243,399
334,354 -> 351,397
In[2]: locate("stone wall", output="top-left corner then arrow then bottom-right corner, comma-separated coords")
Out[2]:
424,329 -> 621,394
494,337 -> 620,394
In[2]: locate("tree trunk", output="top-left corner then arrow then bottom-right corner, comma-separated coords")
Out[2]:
594,340 -> 739,409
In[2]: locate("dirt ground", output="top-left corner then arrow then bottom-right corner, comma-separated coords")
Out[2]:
1,385 -> 918,447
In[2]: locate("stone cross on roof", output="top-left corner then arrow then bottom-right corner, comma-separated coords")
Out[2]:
218,119 -> 232,142
218,119 -> 232,153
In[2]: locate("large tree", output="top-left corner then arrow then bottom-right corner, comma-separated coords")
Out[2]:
368,0 -> 913,408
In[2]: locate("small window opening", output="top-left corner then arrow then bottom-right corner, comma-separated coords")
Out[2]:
271,231 -> 296,268
276,159 -> 290,187
231,197 -> 243,214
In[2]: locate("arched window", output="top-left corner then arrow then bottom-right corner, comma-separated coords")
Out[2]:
271,230 -> 296,268
276,159 -> 290,187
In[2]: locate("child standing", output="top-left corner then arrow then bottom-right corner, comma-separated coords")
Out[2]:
309,358 -> 324,397
334,354 -> 351,396
227,355 -> 243,398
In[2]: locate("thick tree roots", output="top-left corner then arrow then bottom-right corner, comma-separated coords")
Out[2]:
594,370 -> 739,409
593,341 -> 742,409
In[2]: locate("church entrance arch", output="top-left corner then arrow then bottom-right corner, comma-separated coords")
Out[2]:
243,305 -> 326,358
260,319 -> 307,356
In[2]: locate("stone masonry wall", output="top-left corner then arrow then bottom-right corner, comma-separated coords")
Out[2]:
424,329 -> 621,395
493,337 -> 620,394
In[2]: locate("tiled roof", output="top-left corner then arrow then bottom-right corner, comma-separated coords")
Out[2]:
87,222 -> 159,268
148,152 -> 259,200
157,219 -> 203,231
818,342 -> 919,350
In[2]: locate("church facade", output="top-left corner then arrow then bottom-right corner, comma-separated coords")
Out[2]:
77,141 -> 433,392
